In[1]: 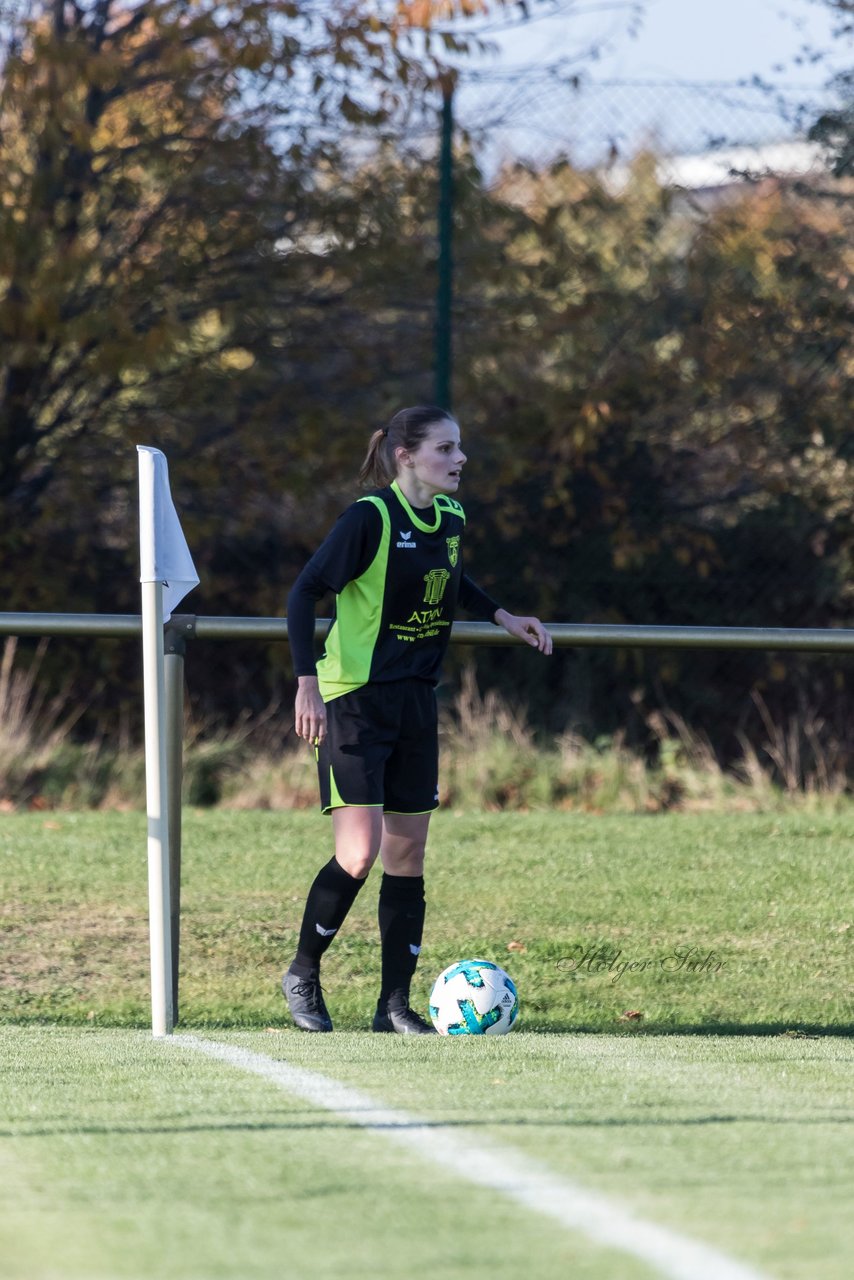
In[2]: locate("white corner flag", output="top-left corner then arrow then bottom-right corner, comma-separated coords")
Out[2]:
137,446 -> 199,1037
137,446 -> 200,621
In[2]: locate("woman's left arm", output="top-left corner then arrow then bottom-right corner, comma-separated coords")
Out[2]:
494,608 -> 553,655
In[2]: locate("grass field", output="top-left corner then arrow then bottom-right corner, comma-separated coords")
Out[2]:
2,808 -> 853,1279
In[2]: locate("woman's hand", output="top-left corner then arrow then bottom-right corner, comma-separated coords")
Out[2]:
494,608 -> 553,655
294,675 -> 327,745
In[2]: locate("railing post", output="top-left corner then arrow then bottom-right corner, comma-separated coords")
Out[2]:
164,614 -> 195,1023
435,73 -> 455,411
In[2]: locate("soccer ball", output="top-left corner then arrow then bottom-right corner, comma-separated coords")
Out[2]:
428,958 -> 519,1035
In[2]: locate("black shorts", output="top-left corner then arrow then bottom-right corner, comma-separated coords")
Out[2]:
316,679 -> 439,816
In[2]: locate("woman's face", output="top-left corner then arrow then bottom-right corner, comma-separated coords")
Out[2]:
399,420 -> 467,496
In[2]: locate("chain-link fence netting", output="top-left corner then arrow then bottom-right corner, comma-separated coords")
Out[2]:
418,67 -> 854,777
187,66 -> 854,778
458,72 -> 830,169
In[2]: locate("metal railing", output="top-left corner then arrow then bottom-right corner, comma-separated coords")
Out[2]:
4,608 -> 854,1022
5,612 -> 854,650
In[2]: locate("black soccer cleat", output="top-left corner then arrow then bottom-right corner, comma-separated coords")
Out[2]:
372,1003 -> 437,1035
282,970 -> 333,1032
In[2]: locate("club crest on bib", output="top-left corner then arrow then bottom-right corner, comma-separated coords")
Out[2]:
423,568 -> 450,605
446,535 -> 460,568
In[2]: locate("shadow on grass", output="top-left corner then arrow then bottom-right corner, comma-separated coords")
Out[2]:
5,1108 -> 854,1140
4,1016 -> 854,1037
529,1020 -> 854,1038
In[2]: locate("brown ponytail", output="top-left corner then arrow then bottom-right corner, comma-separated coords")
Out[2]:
358,405 -> 456,489
358,428 -> 393,489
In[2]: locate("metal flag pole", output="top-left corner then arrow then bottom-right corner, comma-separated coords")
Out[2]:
138,451 -> 174,1038
164,618 -> 194,1022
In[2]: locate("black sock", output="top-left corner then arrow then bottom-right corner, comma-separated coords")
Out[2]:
290,857 -> 367,977
378,873 -> 426,1008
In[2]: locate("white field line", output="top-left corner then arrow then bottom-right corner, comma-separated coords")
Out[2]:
172,1034 -> 772,1280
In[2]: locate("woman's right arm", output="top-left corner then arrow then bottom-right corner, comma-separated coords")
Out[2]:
286,502 -> 381,743
294,676 -> 327,745
287,575 -> 329,743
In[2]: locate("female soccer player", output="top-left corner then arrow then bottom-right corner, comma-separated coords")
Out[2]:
283,405 -> 552,1033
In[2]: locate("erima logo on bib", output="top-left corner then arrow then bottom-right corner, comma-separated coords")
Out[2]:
397,529 -> 416,548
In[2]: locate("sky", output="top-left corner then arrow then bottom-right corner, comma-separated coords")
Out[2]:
480,0 -> 843,84
452,0 -> 849,165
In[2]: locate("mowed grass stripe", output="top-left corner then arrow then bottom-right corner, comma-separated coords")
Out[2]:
0,1026 -> 631,1280
240,1029 -> 854,1280
3,1026 -> 852,1279
177,1033 -> 771,1280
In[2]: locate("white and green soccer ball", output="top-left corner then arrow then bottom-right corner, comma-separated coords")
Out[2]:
428,959 -> 519,1035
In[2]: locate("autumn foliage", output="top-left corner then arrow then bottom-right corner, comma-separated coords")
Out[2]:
1,1 -> 853,773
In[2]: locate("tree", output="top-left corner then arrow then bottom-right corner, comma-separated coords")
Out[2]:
421,146 -> 854,753
0,1 -> 477,602
0,0 -> 552,733
803,1 -> 854,179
